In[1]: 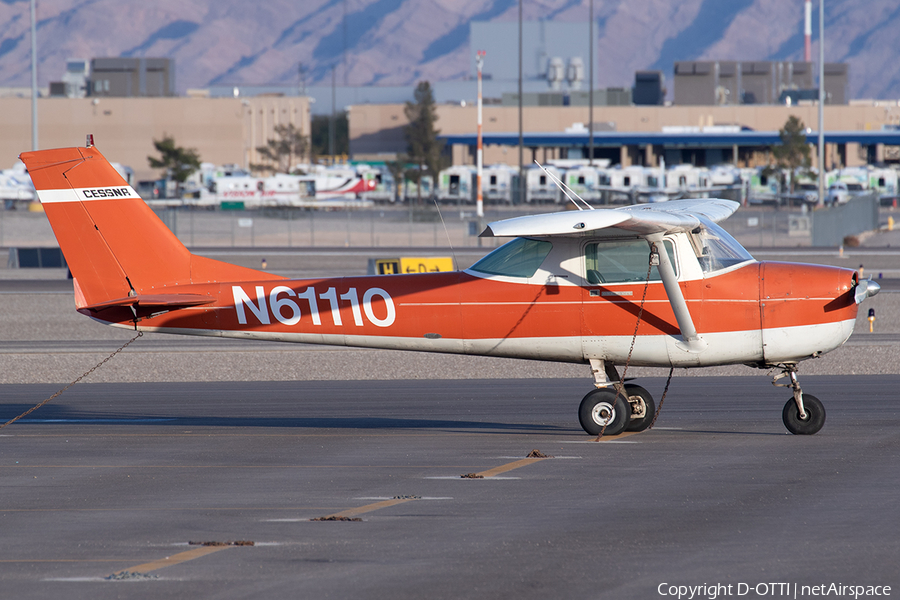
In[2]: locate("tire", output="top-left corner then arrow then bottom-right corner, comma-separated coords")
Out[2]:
579,388 -> 630,436
624,384 -> 656,432
782,394 -> 825,435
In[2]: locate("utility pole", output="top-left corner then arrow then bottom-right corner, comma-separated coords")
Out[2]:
330,65 -> 336,164
817,0 -> 825,207
517,0 -> 524,205
476,50 -> 485,221
804,0 -> 812,62
588,0 -> 594,166
30,0 -> 38,151
342,0 -> 348,86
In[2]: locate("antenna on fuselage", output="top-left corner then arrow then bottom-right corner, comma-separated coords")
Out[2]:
533,160 -> 593,211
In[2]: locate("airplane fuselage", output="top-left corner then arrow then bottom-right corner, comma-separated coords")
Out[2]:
90,258 -> 859,370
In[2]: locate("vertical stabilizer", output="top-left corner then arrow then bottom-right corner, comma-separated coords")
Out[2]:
20,145 -> 192,308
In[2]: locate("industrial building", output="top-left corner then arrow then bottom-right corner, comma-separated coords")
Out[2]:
0,96 -> 311,182
349,101 -> 900,170
49,58 -> 176,99
673,60 -> 848,106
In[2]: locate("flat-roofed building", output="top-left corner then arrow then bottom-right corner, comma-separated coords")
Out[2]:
350,101 -> 900,170
90,58 -> 176,98
0,96 -> 311,181
674,60 -> 847,106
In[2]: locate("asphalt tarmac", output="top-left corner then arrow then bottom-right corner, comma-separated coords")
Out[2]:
2,240 -> 899,598
1,377 -> 898,599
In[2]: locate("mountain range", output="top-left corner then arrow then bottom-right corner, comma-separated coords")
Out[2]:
1,0 -> 899,100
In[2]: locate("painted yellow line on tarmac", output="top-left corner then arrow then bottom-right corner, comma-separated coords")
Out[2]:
120,545 -> 232,575
476,457 -> 547,478
325,498 -> 415,519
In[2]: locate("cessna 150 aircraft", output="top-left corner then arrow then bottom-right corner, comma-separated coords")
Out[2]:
20,143 -> 881,436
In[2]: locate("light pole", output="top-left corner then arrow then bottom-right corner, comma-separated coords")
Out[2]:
588,0 -> 594,166
817,0 -> 825,207
330,65 -> 336,164
518,0 -> 524,205
30,0 -> 38,151
476,50 -> 485,221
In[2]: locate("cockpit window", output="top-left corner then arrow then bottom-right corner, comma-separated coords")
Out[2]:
584,238 -> 675,284
470,237 -> 552,278
691,218 -> 754,273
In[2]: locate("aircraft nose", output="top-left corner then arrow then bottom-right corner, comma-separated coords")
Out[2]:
855,278 -> 881,304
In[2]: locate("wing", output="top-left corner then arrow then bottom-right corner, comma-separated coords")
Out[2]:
480,198 -> 739,238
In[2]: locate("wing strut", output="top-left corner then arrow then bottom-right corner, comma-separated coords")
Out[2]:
646,233 -> 707,353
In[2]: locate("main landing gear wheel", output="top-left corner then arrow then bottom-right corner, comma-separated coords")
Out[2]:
579,388 -> 629,436
623,384 -> 656,432
782,394 -> 825,435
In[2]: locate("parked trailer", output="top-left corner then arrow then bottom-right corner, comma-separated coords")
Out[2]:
563,165 -> 603,203
360,169 -> 396,203
525,165 -> 562,203
483,165 -> 519,204
869,167 -> 899,205
437,165 -> 476,203
198,174 -> 316,208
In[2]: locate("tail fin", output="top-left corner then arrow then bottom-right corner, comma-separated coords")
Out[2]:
20,144 -> 277,310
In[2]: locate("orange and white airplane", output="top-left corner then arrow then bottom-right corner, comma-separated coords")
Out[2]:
20,142 -> 880,436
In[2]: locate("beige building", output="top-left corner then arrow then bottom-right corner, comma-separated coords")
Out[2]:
0,96 -> 311,182
350,101 -> 900,169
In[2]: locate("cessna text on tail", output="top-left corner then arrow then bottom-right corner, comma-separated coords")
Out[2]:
20,144 -> 879,436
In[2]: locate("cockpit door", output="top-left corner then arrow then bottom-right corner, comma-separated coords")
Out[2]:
580,238 -> 673,365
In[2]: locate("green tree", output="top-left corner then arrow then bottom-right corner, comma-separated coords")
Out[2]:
404,81 -> 446,203
252,123 -> 309,174
311,112 -> 349,162
771,115 -> 812,194
147,136 -> 201,196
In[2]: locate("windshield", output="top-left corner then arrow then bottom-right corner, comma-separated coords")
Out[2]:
691,218 -> 754,273
469,237 -> 552,278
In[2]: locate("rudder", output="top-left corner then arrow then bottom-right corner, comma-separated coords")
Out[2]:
20,145 -> 192,308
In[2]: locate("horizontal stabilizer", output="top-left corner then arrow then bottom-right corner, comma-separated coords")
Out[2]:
82,293 -> 214,313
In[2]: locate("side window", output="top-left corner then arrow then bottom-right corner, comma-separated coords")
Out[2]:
585,239 -> 676,284
470,237 -> 552,278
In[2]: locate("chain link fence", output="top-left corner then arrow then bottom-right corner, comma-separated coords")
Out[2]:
0,201 -> 894,250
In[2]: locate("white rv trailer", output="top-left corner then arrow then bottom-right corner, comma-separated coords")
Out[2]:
482,164 -> 518,204
524,164 -> 562,203
437,165 -> 476,203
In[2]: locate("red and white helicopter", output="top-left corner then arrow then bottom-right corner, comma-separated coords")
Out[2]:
20,142 -> 880,436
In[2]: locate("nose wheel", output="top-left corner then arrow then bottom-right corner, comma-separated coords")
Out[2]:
774,366 -> 826,435
782,393 -> 825,435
